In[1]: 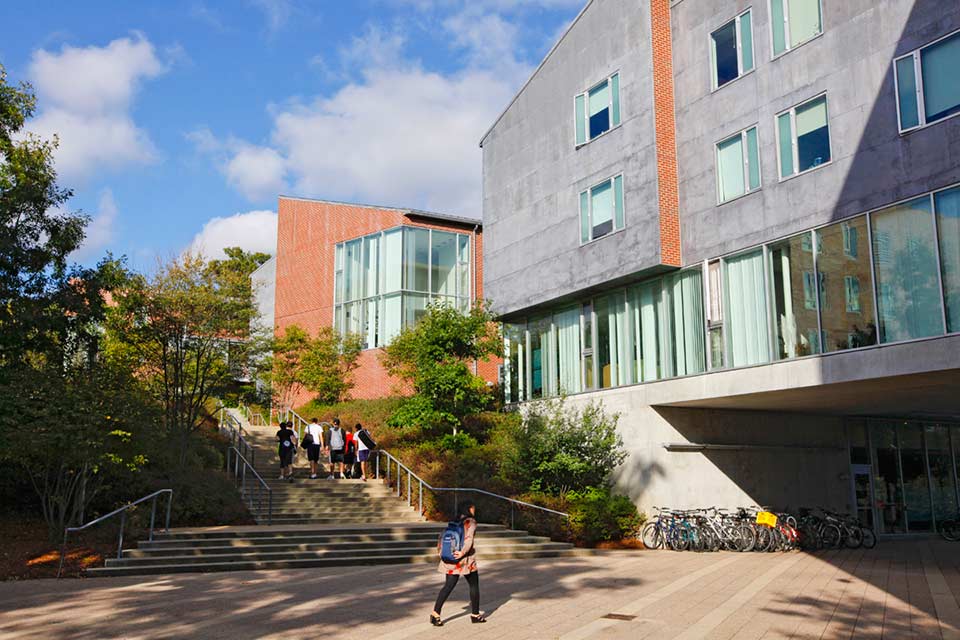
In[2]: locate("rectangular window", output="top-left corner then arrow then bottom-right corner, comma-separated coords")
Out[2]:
664,270 -> 706,377
707,260 -> 724,370
802,271 -> 817,310
717,126 -> 761,202
842,222 -> 858,258
581,302 -> 594,390
723,250 -> 771,367
628,281 -> 663,382
934,186 -> 960,332
818,216 -> 877,351
770,0 -> 822,56
895,30 -> 960,132
579,175 -> 625,243
711,9 -> 754,89
575,73 -> 621,146
403,227 -> 430,292
871,195 -> 944,343
844,276 -> 861,313
769,236 -> 820,359
777,94 -> 831,179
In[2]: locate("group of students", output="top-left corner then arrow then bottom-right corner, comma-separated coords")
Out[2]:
275,418 -> 375,481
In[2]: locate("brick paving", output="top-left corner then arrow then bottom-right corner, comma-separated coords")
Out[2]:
0,540 -> 957,639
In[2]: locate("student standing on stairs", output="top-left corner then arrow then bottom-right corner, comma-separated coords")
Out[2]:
327,418 -> 346,479
430,501 -> 486,626
306,418 -> 326,480
354,423 -> 376,482
276,421 -> 297,481
343,428 -> 357,478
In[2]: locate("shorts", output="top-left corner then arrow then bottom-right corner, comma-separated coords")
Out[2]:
357,449 -> 371,462
344,452 -> 357,464
330,449 -> 344,463
307,443 -> 322,462
279,447 -> 294,466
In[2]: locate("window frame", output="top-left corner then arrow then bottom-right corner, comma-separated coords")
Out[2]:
715,124 -> 762,204
775,92 -> 833,181
709,8 -> 755,92
894,27 -> 960,134
574,71 -> 622,148
579,173 -> 626,245
768,0 -> 824,59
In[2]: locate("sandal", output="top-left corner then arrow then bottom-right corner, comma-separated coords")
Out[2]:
471,614 -> 487,624
430,614 -> 443,627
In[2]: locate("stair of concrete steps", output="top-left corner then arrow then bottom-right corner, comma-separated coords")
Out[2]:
85,523 -> 578,576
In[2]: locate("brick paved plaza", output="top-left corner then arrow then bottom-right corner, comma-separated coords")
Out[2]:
1,540 -> 958,639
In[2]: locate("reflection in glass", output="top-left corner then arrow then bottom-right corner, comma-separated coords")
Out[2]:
769,234 -> 820,359
403,228 -> 430,292
899,425 -> 932,531
528,314 -> 554,399
935,186 -> 960,332
431,230 -> 458,296
872,196 -> 944,342
818,217 -> 878,352
711,19 -> 738,88
503,323 -> 526,404
926,424 -> 959,529
871,422 -> 905,534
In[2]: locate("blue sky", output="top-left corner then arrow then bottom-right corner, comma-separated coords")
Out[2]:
0,0 -> 581,270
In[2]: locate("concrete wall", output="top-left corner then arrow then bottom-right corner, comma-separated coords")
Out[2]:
251,256 -> 276,336
671,0 -> 960,264
481,0 -> 667,318
562,388 -> 850,515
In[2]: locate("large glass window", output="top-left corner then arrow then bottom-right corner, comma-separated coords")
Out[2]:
817,217 -> 878,352
665,270 -> 706,376
529,314 -> 554,399
629,281 -> 663,382
768,234 -> 820,359
579,175 -> 625,243
717,126 -> 760,203
777,95 -> 831,179
870,422 -> 906,534
596,293 -> 630,389
926,424 -> 959,528
895,30 -> 960,132
900,426 -> 932,531
935,186 -> 960,332
711,9 -> 754,89
770,0 -> 822,56
723,250 -> 770,366
335,226 -> 473,349
503,323 -> 526,404
554,308 -> 582,395
575,73 -> 621,146
871,196 -> 944,343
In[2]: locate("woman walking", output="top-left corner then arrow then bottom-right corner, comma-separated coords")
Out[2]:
430,502 -> 486,626
276,421 -> 297,481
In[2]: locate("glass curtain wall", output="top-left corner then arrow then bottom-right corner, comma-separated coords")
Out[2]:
723,250 -> 770,366
630,280 -> 663,382
817,217 -> 878,351
665,270 -> 706,376
335,226 -> 473,348
555,307 -> 582,395
936,186 -> 960,332
768,234 -> 820,359
503,323 -> 526,404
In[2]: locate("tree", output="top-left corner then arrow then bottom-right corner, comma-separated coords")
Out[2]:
381,301 -> 501,433
106,251 -> 260,465
266,324 -> 363,408
206,247 -> 271,337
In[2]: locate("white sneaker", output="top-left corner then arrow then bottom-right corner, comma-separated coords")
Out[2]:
310,474 -> 317,479
326,475 -> 335,480
278,475 -> 284,480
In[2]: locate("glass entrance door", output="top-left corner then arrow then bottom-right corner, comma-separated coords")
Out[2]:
870,422 -> 906,533
851,464 -> 874,528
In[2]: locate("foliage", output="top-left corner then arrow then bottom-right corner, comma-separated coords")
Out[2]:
565,487 -> 644,546
296,396 -> 405,431
501,398 -> 626,495
206,247 -> 271,332
381,302 -> 501,433
141,467 -> 254,527
267,324 -> 363,408
435,432 -> 479,453
105,251 -> 262,466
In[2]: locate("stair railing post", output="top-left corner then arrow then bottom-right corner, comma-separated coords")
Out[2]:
268,489 -> 273,526
511,502 -> 515,530
387,456 -> 391,486
148,495 -> 157,542
397,461 -> 401,498
407,468 -> 411,506
164,491 -> 172,532
117,510 -> 126,560
419,480 -> 423,517
375,452 -> 380,480
454,491 -> 458,517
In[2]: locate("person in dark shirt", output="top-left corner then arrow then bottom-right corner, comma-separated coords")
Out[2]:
276,421 -> 297,481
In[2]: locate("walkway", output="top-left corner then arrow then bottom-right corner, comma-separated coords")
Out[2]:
1,540 -> 957,639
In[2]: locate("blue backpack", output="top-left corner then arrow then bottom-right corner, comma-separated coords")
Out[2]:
439,520 -> 465,563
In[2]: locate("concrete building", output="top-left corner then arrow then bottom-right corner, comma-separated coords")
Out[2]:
270,196 -> 497,405
481,0 -> 960,534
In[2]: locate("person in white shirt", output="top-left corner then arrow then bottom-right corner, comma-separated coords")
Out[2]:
305,418 -> 325,480
354,423 -> 376,482
326,418 -> 346,479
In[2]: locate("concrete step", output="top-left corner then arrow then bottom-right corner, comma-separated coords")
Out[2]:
88,546 -> 577,577
251,516 -> 422,526
137,529 -> 534,550
153,523 -> 469,540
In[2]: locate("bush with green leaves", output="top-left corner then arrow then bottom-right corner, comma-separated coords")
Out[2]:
500,397 -> 626,495
565,486 -> 644,546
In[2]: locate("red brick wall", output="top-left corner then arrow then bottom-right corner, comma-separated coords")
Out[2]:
273,197 -> 499,405
650,0 -> 682,267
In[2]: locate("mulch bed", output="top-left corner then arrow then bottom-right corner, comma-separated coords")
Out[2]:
0,516 -> 117,580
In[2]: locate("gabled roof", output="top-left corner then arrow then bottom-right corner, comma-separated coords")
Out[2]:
278,195 -> 482,227
479,0 -> 594,147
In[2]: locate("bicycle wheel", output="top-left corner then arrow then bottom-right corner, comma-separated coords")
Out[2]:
739,524 -> 757,552
641,522 -> 663,549
860,527 -> 877,549
668,527 -> 688,551
939,520 -> 960,542
844,525 -> 864,549
820,524 -> 842,549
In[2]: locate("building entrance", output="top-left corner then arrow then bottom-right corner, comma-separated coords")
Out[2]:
848,419 -> 960,534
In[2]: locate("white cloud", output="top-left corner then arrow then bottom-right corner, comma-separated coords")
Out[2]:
190,210 -> 278,259
26,35 -> 166,184
72,189 -> 119,261
249,0 -> 293,34
201,10 -> 532,217
188,128 -> 287,202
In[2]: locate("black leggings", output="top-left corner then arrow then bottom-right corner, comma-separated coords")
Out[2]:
434,571 -> 479,615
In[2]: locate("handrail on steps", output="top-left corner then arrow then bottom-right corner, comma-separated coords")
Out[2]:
217,405 -> 255,467
57,489 -> 173,579
226,446 -> 273,526
375,449 -> 568,531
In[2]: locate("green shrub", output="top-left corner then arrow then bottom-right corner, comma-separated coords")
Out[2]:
143,468 -> 254,527
566,487 -> 644,546
436,432 -> 479,453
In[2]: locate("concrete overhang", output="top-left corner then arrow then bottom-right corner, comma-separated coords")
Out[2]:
630,333 -> 960,419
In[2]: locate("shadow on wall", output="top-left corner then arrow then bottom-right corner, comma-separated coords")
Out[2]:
649,406 -> 850,513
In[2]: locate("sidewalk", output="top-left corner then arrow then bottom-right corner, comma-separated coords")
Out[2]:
0,540 -> 957,639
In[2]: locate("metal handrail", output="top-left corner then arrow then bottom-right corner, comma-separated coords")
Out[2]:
219,409 -> 255,466
375,449 -> 568,530
239,402 -> 270,427
226,446 -> 273,525
57,489 -> 173,578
